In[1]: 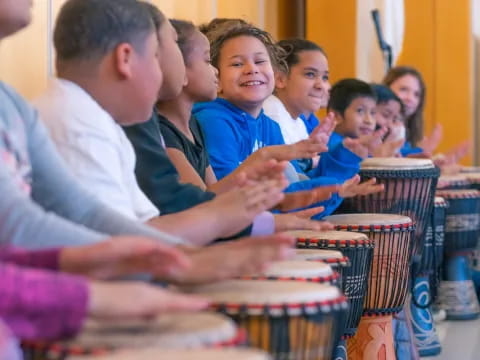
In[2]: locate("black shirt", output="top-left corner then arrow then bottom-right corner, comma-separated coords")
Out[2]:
159,115 -> 210,181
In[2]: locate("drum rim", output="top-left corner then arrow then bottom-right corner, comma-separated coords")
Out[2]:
210,294 -> 349,316
332,223 -> 415,232
296,238 -> 375,248
240,272 -> 341,283
437,189 -> 480,199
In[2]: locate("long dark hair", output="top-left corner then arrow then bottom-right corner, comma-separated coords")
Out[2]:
383,66 -> 425,146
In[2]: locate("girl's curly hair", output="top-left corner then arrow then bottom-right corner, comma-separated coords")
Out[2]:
206,21 -> 286,72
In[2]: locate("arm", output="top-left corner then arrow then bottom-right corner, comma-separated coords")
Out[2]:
22,104 -> 184,246
165,147 -> 208,191
0,262 -> 88,340
0,247 -> 59,270
123,116 -> 217,214
196,110 -> 244,180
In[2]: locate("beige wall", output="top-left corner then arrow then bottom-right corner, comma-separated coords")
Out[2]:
0,0 -> 286,100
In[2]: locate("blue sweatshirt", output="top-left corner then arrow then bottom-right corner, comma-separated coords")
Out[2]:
194,98 -> 346,217
400,141 -> 423,157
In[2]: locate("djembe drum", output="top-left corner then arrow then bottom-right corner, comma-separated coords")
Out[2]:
465,173 -> 480,296
291,230 -> 374,360
437,174 -> 470,190
241,260 -> 340,286
181,280 -> 348,360
291,231 -> 373,339
436,189 -> 480,320
340,157 -> 438,261
324,214 -> 415,360
22,312 -> 244,360
409,196 -> 446,356
69,348 -> 272,360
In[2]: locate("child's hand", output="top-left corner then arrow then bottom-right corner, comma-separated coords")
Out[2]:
418,124 -> 443,156
274,208 -> 334,232
339,175 -> 384,198
276,184 -> 339,212
343,127 -> 388,159
309,112 -> 335,149
371,138 -> 405,158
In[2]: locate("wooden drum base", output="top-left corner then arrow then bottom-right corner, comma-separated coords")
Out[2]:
347,314 -> 395,360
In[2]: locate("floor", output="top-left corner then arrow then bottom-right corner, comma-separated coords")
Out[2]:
421,317 -> 480,359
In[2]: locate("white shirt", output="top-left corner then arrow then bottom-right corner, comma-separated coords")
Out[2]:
34,79 -> 159,222
263,95 -> 309,145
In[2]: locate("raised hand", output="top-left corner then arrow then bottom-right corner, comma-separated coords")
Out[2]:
339,175 -> 384,198
418,124 -> 443,156
59,236 -> 192,280
233,159 -> 288,187
371,137 -> 405,158
343,127 -> 388,158
275,184 -> 339,212
167,234 -> 296,285
273,207 -> 334,231
308,112 -> 335,146
209,178 -> 287,238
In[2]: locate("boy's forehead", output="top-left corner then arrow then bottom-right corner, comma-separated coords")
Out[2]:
349,95 -> 376,106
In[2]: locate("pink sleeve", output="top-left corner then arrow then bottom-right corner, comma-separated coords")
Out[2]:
0,246 -> 60,270
0,262 -> 89,340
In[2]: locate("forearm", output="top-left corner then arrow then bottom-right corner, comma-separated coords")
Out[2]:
0,247 -> 60,270
147,205 -> 221,246
0,263 -> 88,340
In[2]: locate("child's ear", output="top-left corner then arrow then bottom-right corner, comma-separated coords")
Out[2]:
274,71 -> 288,89
331,110 -> 343,126
114,43 -> 135,79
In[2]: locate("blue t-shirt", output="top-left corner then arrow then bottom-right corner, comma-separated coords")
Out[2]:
300,113 -> 320,134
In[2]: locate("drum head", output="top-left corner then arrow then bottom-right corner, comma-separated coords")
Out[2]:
294,248 -> 345,261
69,348 -> 271,360
289,230 -> 368,242
181,280 -> 341,311
61,312 -> 237,350
360,157 -> 434,170
255,260 -> 333,278
324,213 -> 413,227
465,173 -> 480,183
438,174 -> 469,187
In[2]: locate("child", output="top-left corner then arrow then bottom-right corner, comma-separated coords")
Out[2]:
194,22 -> 383,216
263,38 -> 330,146
371,83 -> 407,156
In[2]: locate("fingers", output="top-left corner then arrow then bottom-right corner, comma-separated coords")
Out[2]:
155,291 -> 210,313
291,206 -> 325,219
279,185 -> 335,212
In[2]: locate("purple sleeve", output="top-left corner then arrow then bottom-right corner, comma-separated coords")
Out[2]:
250,211 -> 275,236
0,262 -> 88,340
0,247 -> 60,270
0,320 -> 22,360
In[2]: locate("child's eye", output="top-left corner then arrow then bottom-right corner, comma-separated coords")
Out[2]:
231,62 -> 242,67
255,60 -> 267,65
356,108 -> 365,114
322,75 -> 329,81
304,72 -> 316,79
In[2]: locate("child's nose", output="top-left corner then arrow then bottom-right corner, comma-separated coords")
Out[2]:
245,62 -> 259,74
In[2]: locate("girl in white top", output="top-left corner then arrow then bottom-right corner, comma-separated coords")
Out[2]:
263,39 -> 331,146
